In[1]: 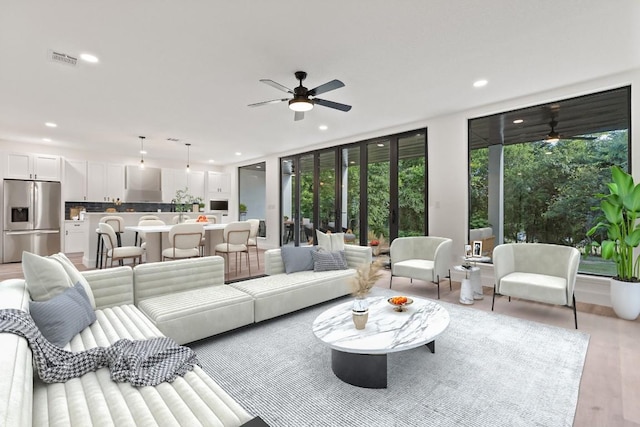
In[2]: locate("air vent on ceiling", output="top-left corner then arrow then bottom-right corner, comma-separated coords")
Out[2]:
166,138 -> 180,142
49,50 -> 78,67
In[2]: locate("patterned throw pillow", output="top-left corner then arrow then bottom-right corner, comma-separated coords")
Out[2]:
311,249 -> 348,272
29,283 -> 97,348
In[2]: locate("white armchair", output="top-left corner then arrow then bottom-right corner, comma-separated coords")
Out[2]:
492,243 -> 580,328
389,236 -> 452,299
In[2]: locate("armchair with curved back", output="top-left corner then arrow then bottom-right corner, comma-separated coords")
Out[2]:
492,243 -> 581,329
389,236 -> 452,299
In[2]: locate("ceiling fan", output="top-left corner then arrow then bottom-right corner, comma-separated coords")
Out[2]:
248,71 -> 352,121
545,116 -> 596,143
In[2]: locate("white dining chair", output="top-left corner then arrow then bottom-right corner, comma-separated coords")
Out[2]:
98,222 -> 144,268
214,221 -> 251,276
162,223 -> 205,261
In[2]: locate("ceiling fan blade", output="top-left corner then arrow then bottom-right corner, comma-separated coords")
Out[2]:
260,79 -> 294,94
248,98 -> 289,107
294,111 -> 304,121
308,79 -> 345,96
314,98 -> 352,112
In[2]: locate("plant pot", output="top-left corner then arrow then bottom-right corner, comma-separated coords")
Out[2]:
610,278 -> 640,320
352,297 -> 369,329
352,310 -> 369,330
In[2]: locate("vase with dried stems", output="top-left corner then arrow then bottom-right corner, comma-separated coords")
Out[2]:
350,259 -> 384,329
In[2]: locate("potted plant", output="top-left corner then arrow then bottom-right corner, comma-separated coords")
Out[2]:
349,259 -> 384,329
172,188 -> 198,222
587,165 -> 640,320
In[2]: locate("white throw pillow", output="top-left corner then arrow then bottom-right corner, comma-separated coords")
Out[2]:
49,253 -> 96,309
316,230 -> 332,251
22,251 -> 73,302
316,230 -> 345,252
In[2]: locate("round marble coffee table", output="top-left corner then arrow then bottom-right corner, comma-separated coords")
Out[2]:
312,295 -> 450,388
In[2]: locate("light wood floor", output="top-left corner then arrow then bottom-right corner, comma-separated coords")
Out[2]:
2,252 -> 638,426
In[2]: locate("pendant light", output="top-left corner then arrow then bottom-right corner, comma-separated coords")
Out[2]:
185,143 -> 191,173
139,136 -> 146,169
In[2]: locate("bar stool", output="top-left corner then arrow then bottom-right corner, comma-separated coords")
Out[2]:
96,216 -> 124,268
135,215 -> 161,245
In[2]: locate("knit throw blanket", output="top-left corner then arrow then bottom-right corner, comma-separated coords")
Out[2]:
0,308 -> 199,387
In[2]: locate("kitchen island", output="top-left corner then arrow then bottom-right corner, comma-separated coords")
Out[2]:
81,212 -> 226,268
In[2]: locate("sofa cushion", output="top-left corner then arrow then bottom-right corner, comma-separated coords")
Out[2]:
31,302 -> 253,426
312,249 -> 348,271
393,259 -> 435,282
22,251 -> 73,302
499,272 -> 568,305
137,285 -> 255,345
281,246 -> 316,274
229,269 -> 354,322
29,283 -> 96,348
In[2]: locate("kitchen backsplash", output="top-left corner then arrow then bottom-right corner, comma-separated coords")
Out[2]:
64,201 -> 201,219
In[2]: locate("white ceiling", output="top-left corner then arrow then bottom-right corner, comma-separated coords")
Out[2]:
0,1 -> 638,167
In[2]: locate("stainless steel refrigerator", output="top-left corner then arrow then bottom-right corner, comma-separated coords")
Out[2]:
3,179 -> 61,263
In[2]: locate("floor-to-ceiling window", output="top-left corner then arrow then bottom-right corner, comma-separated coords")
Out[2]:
280,128 -> 427,248
468,87 -> 631,275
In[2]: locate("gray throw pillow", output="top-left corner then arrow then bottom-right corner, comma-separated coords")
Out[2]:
281,246 -> 317,274
311,249 -> 348,272
29,282 -> 97,348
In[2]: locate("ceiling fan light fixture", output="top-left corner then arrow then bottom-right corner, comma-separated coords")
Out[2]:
288,98 -> 313,112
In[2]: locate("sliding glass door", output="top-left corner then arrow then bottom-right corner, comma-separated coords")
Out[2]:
280,128 -> 427,247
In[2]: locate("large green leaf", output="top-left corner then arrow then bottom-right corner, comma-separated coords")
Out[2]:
612,166 -> 634,197
623,184 -> 640,212
601,198 -> 623,224
626,228 -> 640,247
601,240 -> 616,259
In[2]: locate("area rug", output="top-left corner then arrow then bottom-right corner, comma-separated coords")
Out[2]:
189,289 -> 589,427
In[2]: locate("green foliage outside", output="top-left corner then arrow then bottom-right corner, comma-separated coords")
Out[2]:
469,130 -> 628,276
297,153 -> 426,242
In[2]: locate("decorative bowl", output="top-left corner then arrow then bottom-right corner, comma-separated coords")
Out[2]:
387,296 -> 414,312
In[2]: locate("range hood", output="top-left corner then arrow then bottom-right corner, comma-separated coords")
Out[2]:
124,166 -> 162,202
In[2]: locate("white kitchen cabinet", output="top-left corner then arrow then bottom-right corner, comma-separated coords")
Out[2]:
87,162 -> 124,202
162,168 -> 205,203
4,152 -> 61,181
64,221 -> 89,254
188,170 -> 205,202
207,172 -> 231,196
64,159 -> 88,201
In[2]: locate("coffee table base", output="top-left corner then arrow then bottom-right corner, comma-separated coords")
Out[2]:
331,349 -> 387,388
331,341 -> 436,389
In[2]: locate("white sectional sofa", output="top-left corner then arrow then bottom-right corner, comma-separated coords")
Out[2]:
229,245 -> 372,322
0,266 -> 257,427
0,244 -> 373,427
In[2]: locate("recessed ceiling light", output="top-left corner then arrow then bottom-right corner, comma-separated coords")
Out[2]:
319,125 -> 328,131
377,143 -> 384,147
45,122 -> 57,128
235,152 -> 242,156
139,150 -> 147,154
80,53 -> 99,63
208,159 -> 215,163
473,79 -> 488,88
256,165 -> 262,169
349,161 -> 355,164
42,138 -> 51,142
513,119 -> 524,124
